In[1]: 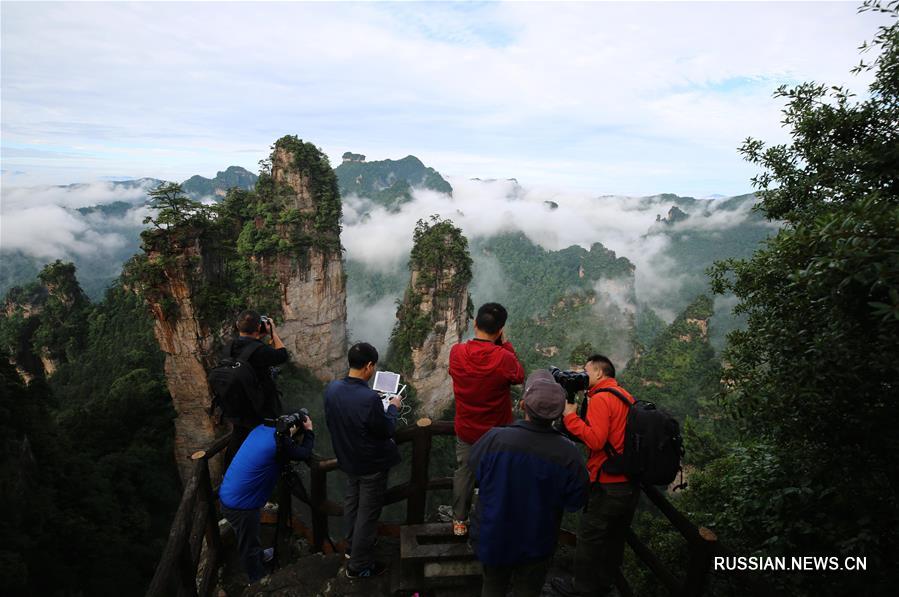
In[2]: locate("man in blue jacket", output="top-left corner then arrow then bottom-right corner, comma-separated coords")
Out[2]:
469,369 -> 588,597
219,412 -> 315,584
324,342 -> 402,579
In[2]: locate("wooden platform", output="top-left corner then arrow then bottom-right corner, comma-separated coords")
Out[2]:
392,523 -> 482,594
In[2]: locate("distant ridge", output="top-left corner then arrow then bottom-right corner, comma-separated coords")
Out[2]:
334,154 -> 452,212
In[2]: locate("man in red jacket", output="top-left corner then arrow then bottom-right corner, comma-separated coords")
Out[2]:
449,302 -> 525,536
551,354 -> 638,597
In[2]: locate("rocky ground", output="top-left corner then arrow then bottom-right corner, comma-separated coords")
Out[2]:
213,531 -> 579,597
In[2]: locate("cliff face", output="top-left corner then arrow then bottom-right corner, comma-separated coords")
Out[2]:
136,232 -> 221,482
404,267 -> 470,417
389,217 -> 472,418
255,139 -> 348,381
129,136 -> 348,479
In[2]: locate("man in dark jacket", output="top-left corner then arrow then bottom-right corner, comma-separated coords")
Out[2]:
324,342 -> 401,579
449,302 -> 525,536
551,355 -> 638,597
220,412 -> 314,584
469,369 -> 588,597
224,310 -> 289,465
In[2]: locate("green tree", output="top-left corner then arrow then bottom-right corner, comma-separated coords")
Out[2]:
143,182 -> 212,230
703,2 -> 899,592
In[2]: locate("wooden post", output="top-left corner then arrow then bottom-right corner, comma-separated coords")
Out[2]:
147,462 -> 201,597
407,418 -> 433,524
310,462 -> 330,551
681,527 -> 718,597
195,454 -> 223,597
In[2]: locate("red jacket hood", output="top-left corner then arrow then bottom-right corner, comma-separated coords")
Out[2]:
452,339 -> 512,376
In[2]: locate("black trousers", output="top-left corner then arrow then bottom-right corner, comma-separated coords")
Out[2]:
573,482 -> 639,596
482,556 -> 552,597
344,469 -> 389,573
221,505 -> 265,583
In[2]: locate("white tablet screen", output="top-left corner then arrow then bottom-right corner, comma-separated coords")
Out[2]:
372,371 -> 400,394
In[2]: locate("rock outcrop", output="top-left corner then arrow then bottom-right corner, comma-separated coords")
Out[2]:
389,217 -> 472,418
130,136 -> 349,479
134,230 -> 222,482
253,137 -> 348,381
1,261 -> 88,383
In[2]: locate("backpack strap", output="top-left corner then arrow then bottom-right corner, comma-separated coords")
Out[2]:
589,386 -> 635,408
589,387 -> 635,460
234,339 -> 266,363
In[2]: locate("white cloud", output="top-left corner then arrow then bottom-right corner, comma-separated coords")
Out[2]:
347,293 -> 399,351
341,177 -> 767,325
1,204 -> 127,259
1,180 -> 154,211
0,181 -> 152,260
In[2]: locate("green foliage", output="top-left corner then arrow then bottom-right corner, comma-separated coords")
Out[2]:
130,134 -> 346,331
471,232 -> 636,371
475,232 -> 633,324
409,215 -> 473,292
568,341 -> 596,367
697,5 -> 899,592
1,261 -> 90,371
0,279 -> 179,596
272,135 -> 343,246
142,182 -> 215,231
32,261 -> 91,361
634,304 -> 667,349
620,295 -> 721,422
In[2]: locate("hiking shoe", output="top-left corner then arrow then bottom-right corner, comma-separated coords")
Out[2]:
345,561 -> 388,579
262,547 -> 274,563
452,519 -> 468,537
550,576 -> 585,597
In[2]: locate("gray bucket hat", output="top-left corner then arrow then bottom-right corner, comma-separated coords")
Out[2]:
522,369 -> 566,420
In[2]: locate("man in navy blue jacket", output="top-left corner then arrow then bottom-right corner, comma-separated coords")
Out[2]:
324,342 -> 401,578
219,413 -> 314,584
469,369 -> 588,597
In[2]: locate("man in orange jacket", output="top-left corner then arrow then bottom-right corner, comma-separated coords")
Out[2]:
551,354 -> 638,597
449,302 -> 525,536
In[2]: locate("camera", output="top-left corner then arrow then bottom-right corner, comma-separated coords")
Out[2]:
259,315 -> 272,334
275,408 -> 309,436
550,366 -> 590,403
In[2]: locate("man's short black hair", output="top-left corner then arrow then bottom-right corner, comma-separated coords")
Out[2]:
237,310 -> 262,334
475,302 -> 508,335
586,354 -> 616,379
348,342 -> 379,369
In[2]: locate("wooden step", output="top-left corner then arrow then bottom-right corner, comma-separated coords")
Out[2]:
400,523 -> 476,561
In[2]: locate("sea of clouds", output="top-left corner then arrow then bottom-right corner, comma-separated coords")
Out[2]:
1,176 -> 766,350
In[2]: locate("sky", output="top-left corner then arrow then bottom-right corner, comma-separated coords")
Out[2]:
0,1 -> 889,197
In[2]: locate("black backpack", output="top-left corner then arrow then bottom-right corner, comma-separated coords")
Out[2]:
208,341 -> 266,422
594,387 -> 684,486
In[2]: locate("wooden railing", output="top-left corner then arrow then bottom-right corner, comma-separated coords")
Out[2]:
145,433 -> 230,597
147,418 -> 771,597
300,417 -> 455,547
